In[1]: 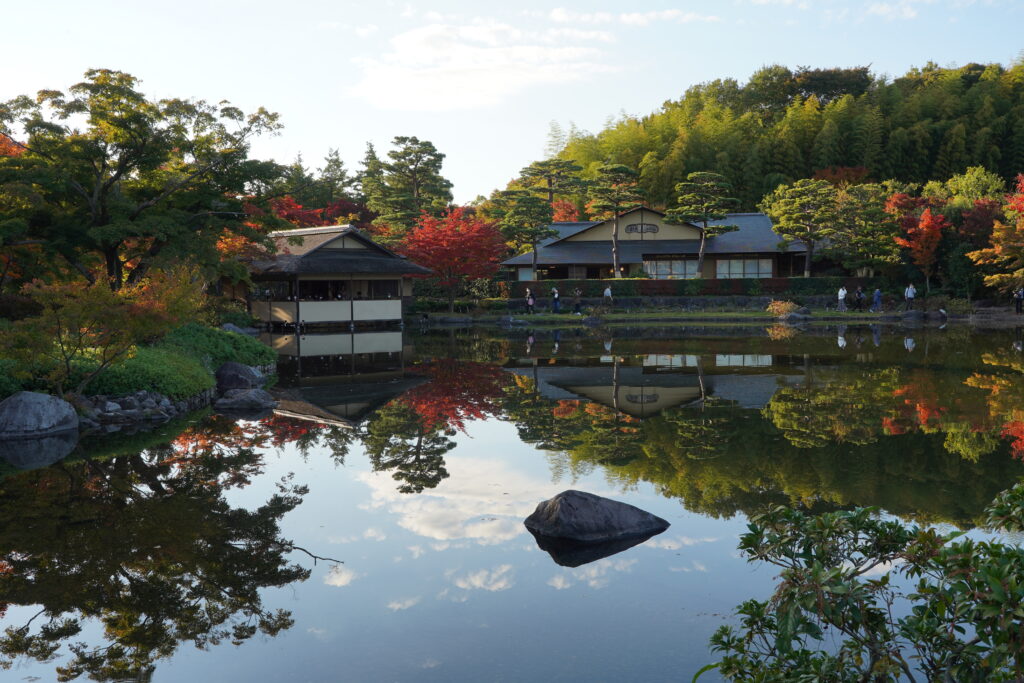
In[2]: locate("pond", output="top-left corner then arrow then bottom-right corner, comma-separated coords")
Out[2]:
2,322 -> 1024,682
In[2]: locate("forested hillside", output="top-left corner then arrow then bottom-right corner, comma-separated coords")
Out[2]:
548,62 -> 1024,210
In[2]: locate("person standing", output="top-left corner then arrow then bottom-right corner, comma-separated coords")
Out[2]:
526,288 -> 535,314
871,287 -> 883,313
551,286 -> 561,314
1014,286 -> 1024,315
837,285 -> 848,312
603,285 -> 613,306
853,286 -> 865,312
904,283 -> 917,310
572,288 -> 583,315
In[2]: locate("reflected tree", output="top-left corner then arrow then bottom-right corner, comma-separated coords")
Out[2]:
362,401 -> 455,493
0,444 -> 311,681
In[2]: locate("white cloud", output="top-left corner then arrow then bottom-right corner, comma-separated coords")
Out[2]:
355,24 -> 379,37
409,545 -> 426,559
387,596 -> 422,611
547,7 -> 718,25
547,574 -> 573,590
453,564 -> 515,592
670,560 -> 709,573
643,536 -> 719,550
324,565 -> 360,587
866,0 -> 929,19
364,527 -> 387,541
572,558 -> 637,589
349,21 -> 615,111
618,10 -> 720,26
356,455 -> 589,545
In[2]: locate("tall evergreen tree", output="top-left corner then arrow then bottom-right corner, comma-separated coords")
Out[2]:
519,158 -> 585,205
588,164 -> 644,278
664,172 -> 740,274
494,189 -> 556,275
760,179 -> 840,277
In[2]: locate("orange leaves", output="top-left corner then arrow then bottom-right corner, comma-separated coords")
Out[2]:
396,359 -> 510,432
397,208 -> 506,288
894,208 -> 947,279
0,136 -> 24,157
551,199 -> 579,222
1001,421 -> 1024,460
552,400 -> 582,419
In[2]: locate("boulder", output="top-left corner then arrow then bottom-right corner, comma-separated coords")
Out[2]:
0,391 -> 79,438
524,490 -> 670,543
901,309 -> 926,320
779,312 -> 809,323
0,431 -> 78,469
220,322 -> 248,335
795,306 -> 811,315
530,530 -> 664,568
215,362 -> 264,393
213,388 -> 277,413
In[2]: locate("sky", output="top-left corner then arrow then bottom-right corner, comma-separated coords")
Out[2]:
4,0 -> 1022,202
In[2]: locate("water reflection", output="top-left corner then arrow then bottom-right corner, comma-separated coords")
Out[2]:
0,437 -> 310,680
5,325 -> 1024,680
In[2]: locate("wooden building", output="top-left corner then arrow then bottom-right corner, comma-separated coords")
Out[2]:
249,225 -> 429,329
501,207 -> 807,281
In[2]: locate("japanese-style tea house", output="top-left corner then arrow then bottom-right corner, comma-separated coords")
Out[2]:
249,225 -> 429,329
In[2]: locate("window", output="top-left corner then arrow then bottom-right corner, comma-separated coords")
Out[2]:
715,354 -> 773,367
716,257 -> 773,279
642,257 -> 698,279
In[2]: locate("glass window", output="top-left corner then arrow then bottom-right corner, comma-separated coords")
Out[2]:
759,258 -> 773,278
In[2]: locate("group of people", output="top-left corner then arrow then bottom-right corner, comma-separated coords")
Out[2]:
837,284 -> 919,313
524,286 -> 614,315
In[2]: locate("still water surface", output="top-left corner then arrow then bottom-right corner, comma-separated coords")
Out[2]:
3,323 -> 1024,681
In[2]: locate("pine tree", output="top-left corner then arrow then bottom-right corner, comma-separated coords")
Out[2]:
587,164 -> 644,278
664,172 -> 740,274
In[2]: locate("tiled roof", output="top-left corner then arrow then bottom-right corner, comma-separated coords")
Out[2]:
253,225 -> 430,275
502,212 -> 803,267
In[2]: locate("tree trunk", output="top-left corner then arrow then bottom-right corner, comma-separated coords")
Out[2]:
532,240 -> 539,280
612,215 -> 622,278
803,241 -> 814,278
697,232 -> 707,276
448,288 -> 455,313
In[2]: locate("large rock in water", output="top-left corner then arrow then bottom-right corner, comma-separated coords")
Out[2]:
0,391 -> 78,437
215,362 -> 264,393
524,490 -> 670,543
213,388 -> 277,414
0,431 -> 78,469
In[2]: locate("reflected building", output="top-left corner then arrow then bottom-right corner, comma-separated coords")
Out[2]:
506,353 -> 805,419
265,330 -> 426,428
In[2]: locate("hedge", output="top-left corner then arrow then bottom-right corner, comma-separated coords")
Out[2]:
508,277 -> 875,299
161,323 -> 275,368
85,347 -> 215,399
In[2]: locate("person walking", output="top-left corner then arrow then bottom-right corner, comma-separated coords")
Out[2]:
550,286 -> 561,313
853,286 -> 865,312
837,285 -> 848,312
871,287 -> 883,313
904,283 -> 917,310
572,288 -> 583,315
525,288 -> 535,315
1014,286 -> 1024,315
603,285 -> 613,306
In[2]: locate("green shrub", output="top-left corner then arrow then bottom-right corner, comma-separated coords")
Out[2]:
88,347 -> 214,399
161,323 -> 275,368
219,309 -> 259,328
0,359 -> 24,399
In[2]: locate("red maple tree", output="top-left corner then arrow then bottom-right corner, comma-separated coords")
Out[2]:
397,208 -> 506,312
551,199 -> 579,222
895,207 -> 947,294
396,359 -> 510,432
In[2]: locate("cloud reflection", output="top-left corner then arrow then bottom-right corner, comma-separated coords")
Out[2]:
357,456 -> 579,545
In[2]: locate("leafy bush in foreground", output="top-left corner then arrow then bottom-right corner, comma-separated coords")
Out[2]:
87,347 -> 214,399
161,323 -> 275,368
703,482 -> 1024,682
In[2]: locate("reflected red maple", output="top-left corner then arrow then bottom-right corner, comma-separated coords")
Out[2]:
396,359 -> 511,432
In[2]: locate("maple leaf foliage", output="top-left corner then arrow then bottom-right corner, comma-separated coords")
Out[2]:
551,199 -> 579,222
895,207 -> 947,290
397,207 -> 505,309
396,359 -> 510,432
0,136 -> 24,157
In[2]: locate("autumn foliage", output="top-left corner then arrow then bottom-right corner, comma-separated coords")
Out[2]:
551,199 -> 580,222
397,208 -> 506,311
396,359 -> 510,432
895,208 -> 947,292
